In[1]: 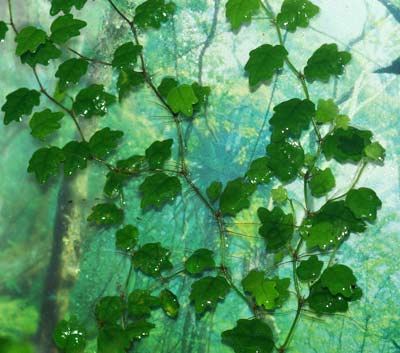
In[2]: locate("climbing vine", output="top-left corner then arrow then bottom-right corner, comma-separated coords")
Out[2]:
0,0 -> 386,352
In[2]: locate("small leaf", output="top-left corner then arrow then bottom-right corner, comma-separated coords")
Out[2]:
267,139 -> 304,182
88,127 -> 124,158
185,249 -> 215,274
220,178 -> 256,216
320,264 -> 357,297
2,88 -> 40,125
273,276 -> 290,307
50,14 -> 86,44
73,84 -> 116,118
309,168 -> 335,197
246,157 -> 272,184
305,221 -> 343,250
15,26 -> 46,56
308,280 -> 349,314
160,289 -> 179,319
304,43 -> 352,83
345,187 -> 382,222
50,0 -> 88,16
117,69 -> 145,100
271,185 -> 288,204
167,84 -> 198,117
115,225 -> 139,251
335,114 -> 350,130
222,319 -> 275,353
315,98 -> 339,123
139,173 -> 181,209
277,0 -> 319,32
145,139 -> 173,169
27,147 -> 65,184
158,77 -> 178,98
132,242 -> 173,277
364,142 -> 385,162
128,289 -> 160,316
192,82 -> 211,111
245,44 -> 288,87
116,155 -> 145,171
62,141 -> 90,176
269,98 -> 315,142
242,270 -> 279,310
95,296 -> 125,324
189,276 -> 230,314
112,42 -> 142,70
225,0 -> 260,30
0,21 -> 8,41
53,317 -> 87,353
97,324 -> 130,353
29,109 -> 64,140
87,203 -> 124,225
126,320 -> 155,341
258,207 -> 294,251
322,127 -> 372,163
134,0 -> 176,29
206,181 -> 223,203
55,59 -> 88,91
20,40 -> 62,67
296,255 -> 323,282
104,171 -> 129,198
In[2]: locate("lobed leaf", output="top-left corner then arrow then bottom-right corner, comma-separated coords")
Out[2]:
21,40 -> 61,67
117,69 -> 145,100
62,141 -> 90,176
145,139 -> 173,169
225,0 -> 260,30
15,26 -> 46,56
245,157 -> 272,184
115,225 -> 139,251
309,168 -> 335,197
277,0 -> 319,32
95,296 -> 125,324
2,88 -> 40,125
296,255 -> 323,282
134,0 -> 176,29
315,98 -> 339,123
88,128 -> 124,158
112,42 -> 142,71
87,203 -> 124,225
27,147 -> 65,184
55,59 -> 88,91
50,14 -> 87,44
219,178 -> 256,216
50,0 -> 88,16
133,242 -> 173,277
73,84 -> 116,118
185,249 -> 215,274
345,187 -> 382,222
128,289 -> 160,316
167,84 -> 198,117
29,109 -> 64,140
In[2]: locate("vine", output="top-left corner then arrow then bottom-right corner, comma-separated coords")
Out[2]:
0,0 -> 386,352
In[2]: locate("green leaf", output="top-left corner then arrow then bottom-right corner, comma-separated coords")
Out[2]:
0,337 -> 34,353
192,82 -> 211,111
133,243 -> 173,277
55,59 -> 89,91
62,141 -> 90,176
266,139 -> 304,182
245,44 -> 288,87
277,0 -> 319,32
95,296 -> 125,324
206,181 -> 223,203
185,249 -> 215,274
296,255 -> 323,282
112,42 -> 142,70
116,155 -> 145,171
20,40 -> 61,67
320,264 -> 357,297
27,147 -> 65,184
115,225 -> 139,251
225,0 -> 260,30
50,14 -> 86,44
222,318 -> 275,353
315,98 -> 339,123
73,84 -> 116,118
160,289 -> 179,319
345,187 -> 382,222
220,178 -> 256,216
97,324 -> 130,353
309,168 -> 335,197
134,0 -> 176,29
53,317 -> 86,353
50,0 -> 88,16
139,173 -> 181,209
305,221 -> 342,250
304,43 -> 352,83
104,171 -> 129,198
273,276 -> 290,307
271,185 -> 288,204
145,139 -> 173,169
335,114 -> 350,130
245,157 -> 272,184
0,21 -> 8,41
15,26 -> 46,56
88,127 -> 124,158
308,280 -> 349,314
258,207 -> 294,251
242,270 -> 279,309
126,320 -> 155,340
128,289 -> 160,316
87,203 -> 124,226
29,109 -> 64,140
364,142 -> 385,162
189,276 -> 230,314
158,77 -> 178,98
269,98 -> 315,142
322,127 -> 372,163
117,69 -> 145,100
2,88 -> 40,125
167,84 -> 198,117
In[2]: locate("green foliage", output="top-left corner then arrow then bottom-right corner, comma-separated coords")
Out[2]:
225,0 -> 260,30
159,289 -> 180,318
88,128 -> 123,158
87,203 -> 124,225
277,0 -> 319,32
365,142 -> 385,162
145,139 -> 173,169
304,43 -> 352,83
345,187 -> 382,221
53,317 -> 87,353
185,249 -> 215,274
245,44 -> 288,87
55,59 -> 88,91
134,0 -> 176,29
158,77 -> 178,98
21,40 -> 61,67
222,319 -> 275,353
191,82 -> 211,111
117,69 -> 145,100
50,0 -> 88,16
128,289 -> 160,316
116,155 -> 145,171
189,276 -> 230,314
245,157 -> 271,184
62,141 -> 90,176
103,171 -> 129,197
27,146 -> 64,183
320,264 -> 357,297
296,255 -> 323,282
15,26 -> 46,56
0,21 -> 8,41
2,88 -> 40,125
50,14 -> 86,44
95,296 -> 125,324
115,225 -> 139,251
315,98 -> 339,123
132,243 -> 173,276
97,325 -> 131,353
242,270 -> 279,309
167,84 -> 198,117
220,178 -> 256,216
112,42 -> 142,70
309,168 -> 335,197
271,185 -> 288,204
73,84 -> 116,118
307,280 -> 349,314
29,109 -> 64,140
206,181 -> 223,203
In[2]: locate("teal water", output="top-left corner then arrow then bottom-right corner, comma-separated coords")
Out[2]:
0,0 -> 399,352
